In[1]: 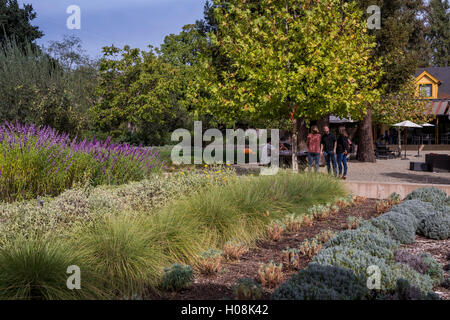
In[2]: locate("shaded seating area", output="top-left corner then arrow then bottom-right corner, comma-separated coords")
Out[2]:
375,144 -> 398,160
410,153 -> 450,172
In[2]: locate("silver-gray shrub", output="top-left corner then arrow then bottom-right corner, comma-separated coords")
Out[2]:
404,187 -> 448,211
389,200 -> 437,228
324,228 -> 399,261
271,263 -> 369,300
418,211 -> 450,240
312,245 -> 433,293
378,211 -> 416,244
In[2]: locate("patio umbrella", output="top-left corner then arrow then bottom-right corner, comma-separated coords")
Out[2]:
393,121 -> 423,160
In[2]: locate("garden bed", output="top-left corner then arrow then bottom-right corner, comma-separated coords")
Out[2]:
148,198 -> 381,300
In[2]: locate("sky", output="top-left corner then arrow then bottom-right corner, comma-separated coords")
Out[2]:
18,0 -> 207,59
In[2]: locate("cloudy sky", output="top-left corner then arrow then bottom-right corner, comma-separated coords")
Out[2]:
18,0 -> 207,59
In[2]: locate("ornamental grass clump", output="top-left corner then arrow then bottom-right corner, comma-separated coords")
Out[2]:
0,121 -> 164,202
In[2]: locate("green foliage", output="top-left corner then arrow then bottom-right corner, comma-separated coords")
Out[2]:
73,214 -> 168,296
0,236 -> 103,300
193,0 -> 381,126
0,40 -> 96,136
161,264 -> 193,292
427,0 -> 450,67
91,45 -> 191,146
418,211 -> 450,240
0,0 -> 43,49
232,278 -> 263,300
381,279 -> 441,300
421,253 -> 445,286
271,264 -> 368,300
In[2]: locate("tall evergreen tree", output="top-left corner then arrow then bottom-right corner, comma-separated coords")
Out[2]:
427,0 -> 450,66
0,0 -> 43,48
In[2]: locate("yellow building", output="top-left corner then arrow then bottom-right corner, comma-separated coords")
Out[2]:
414,67 -> 450,144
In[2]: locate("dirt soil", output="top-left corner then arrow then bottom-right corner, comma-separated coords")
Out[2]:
147,198 -> 449,300
148,199 -> 380,300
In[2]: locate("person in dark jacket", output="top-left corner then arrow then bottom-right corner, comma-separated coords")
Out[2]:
336,126 -> 349,180
320,126 -> 337,176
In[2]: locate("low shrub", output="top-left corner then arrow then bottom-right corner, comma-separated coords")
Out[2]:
271,264 -> 368,300
197,249 -> 223,275
347,216 -> 362,230
404,187 -> 448,210
381,279 -> 441,300
267,221 -> 285,241
388,192 -> 402,205
281,248 -> 301,270
376,200 -> 392,216
258,261 -> 283,288
389,200 -> 436,228
394,250 -> 428,274
283,214 -> 303,233
358,217 -> 397,238
232,278 -> 263,300
161,264 -> 193,292
324,229 -> 398,261
223,241 -> 248,261
314,229 -> 335,244
418,211 -> 450,240
421,253 -> 445,286
299,239 -> 322,259
378,211 -> 416,244
312,246 -> 433,292
301,215 -> 314,227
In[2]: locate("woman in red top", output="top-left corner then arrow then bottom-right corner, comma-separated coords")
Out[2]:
307,126 -> 321,172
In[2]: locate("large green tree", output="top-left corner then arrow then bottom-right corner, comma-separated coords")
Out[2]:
0,0 -> 43,48
427,0 -> 450,66
192,0 -> 382,170
91,45 -> 190,145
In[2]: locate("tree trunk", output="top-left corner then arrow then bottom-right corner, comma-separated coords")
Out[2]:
356,108 -> 376,162
297,117 -> 308,152
291,118 -> 298,172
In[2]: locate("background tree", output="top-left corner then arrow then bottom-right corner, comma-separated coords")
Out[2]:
345,0 -> 431,161
91,45 -> 190,145
0,0 -> 43,48
427,0 -> 450,67
192,0 -> 382,170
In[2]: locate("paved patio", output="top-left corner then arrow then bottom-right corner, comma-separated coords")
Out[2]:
343,151 -> 450,185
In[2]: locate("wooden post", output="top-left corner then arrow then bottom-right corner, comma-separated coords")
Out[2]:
436,117 -> 439,144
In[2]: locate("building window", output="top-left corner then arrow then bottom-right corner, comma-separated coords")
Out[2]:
419,84 -> 433,97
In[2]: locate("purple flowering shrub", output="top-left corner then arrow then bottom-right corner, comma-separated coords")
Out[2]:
0,121 -> 165,201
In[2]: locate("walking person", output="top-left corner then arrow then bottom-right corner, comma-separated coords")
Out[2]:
320,126 -> 337,176
336,126 -> 349,180
307,126 -> 321,172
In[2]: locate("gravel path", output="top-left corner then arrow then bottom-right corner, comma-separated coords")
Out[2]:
343,151 -> 450,185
